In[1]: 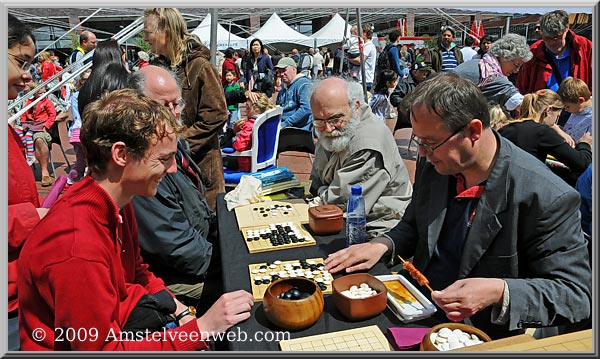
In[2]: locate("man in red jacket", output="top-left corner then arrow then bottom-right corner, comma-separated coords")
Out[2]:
516,10 -> 592,95
18,89 -> 254,351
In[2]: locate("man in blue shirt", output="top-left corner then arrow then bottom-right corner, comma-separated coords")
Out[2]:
275,57 -> 313,130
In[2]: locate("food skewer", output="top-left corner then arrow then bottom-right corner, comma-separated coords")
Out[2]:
397,255 -> 434,292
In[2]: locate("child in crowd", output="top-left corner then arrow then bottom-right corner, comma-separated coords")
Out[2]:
489,103 -> 511,130
223,92 -> 274,171
223,69 -> 241,129
369,69 -> 398,122
66,69 -> 92,186
15,81 -> 56,186
343,25 -> 363,78
557,76 -> 593,143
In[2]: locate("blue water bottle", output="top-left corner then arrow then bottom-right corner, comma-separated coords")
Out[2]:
346,185 -> 366,247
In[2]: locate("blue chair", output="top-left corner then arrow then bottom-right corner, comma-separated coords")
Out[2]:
222,107 -> 283,184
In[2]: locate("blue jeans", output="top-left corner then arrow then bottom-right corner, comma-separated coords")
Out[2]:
9,315 -> 19,351
228,110 -> 240,129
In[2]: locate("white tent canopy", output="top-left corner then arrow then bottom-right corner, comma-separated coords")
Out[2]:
249,12 -> 314,47
191,13 -> 248,50
310,13 -> 352,47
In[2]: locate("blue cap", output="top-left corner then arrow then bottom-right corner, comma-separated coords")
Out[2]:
351,185 -> 362,195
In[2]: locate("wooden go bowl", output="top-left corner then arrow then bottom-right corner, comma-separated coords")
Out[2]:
420,322 -> 492,351
331,273 -> 388,321
263,277 -> 324,330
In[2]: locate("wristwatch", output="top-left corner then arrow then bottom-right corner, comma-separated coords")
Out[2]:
175,306 -> 197,324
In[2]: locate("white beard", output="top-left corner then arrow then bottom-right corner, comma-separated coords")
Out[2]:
316,109 -> 361,153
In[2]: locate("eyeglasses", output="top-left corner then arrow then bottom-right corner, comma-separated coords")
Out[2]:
412,124 -> 466,154
542,30 -> 566,42
168,97 -> 185,113
8,53 -> 32,71
313,115 -> 346,129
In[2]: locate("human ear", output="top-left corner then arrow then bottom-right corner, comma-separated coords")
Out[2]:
111,141 -> 128,168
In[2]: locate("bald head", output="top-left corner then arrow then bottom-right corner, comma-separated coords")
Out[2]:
311,77 -> 352,110
134,65 -> 183,118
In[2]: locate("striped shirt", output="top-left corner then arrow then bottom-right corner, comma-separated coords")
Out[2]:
440,48 -> 458,72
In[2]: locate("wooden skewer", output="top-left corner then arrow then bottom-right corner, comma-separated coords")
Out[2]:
397,255 -> 434,292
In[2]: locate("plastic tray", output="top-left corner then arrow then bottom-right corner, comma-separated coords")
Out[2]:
375,274 -> 437,323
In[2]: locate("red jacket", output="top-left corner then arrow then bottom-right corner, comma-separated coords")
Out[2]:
517,30 -> 592,94
8,125 -> 41,312
20,97 -> 56,131
233,115 -> 256,172
18,176 -> 208,351
41,61 -> 62,82
221,57 -> 241,86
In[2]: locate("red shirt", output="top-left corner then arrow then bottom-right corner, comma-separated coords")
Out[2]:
20,97 -> 56,131
7,125 -> 41,312
18,177 -> 208,351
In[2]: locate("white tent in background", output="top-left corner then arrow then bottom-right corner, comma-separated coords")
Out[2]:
191,13 -> 248,50
249,13 -> 313,47
310,13 -> 351,47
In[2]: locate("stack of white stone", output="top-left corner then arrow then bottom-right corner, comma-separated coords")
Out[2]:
341,283 -> 378,299
429,327 -> 485,351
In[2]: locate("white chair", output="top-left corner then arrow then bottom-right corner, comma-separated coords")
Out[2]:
222,107 -> 283,184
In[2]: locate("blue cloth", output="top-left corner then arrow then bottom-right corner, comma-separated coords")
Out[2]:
387,46 -> 402,75
546,46 -> 571,92
276,76 -> 313,130
563,105 -> 592,143
576,164 -> 592,237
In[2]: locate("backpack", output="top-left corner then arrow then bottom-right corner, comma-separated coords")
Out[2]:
297,53 -> 313,78
376,44 -> 394,73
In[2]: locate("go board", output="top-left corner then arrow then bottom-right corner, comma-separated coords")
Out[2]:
242,222 -> 316,254
279,325 -> 392,351
249,258 -> 332,301
234,201 -> 309,229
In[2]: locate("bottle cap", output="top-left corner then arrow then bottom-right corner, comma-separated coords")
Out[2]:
351,185 -> 362,195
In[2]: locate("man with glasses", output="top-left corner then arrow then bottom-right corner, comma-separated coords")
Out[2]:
129,65 -> 219,313
274,57 -> 313,130
517,10 -> 592,95
309,78 -> 412,238
325,73 -> 591,340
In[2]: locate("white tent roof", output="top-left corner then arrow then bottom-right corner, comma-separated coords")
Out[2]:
310,13 -> 352,47
191,13 -> 248,50
249,13 -> 314,47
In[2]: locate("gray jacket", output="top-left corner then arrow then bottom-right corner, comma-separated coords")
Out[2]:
386,132 -> 591,339
310,104 -> 413,237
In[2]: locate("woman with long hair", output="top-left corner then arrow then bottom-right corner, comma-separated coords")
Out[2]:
143,8 -> 228,210
498,89 -> 592,185
243,38 -> 274,97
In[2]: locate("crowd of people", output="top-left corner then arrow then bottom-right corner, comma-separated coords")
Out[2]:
7,7 -> 593,351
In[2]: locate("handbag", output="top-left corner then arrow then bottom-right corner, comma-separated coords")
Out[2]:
122,289 -> 177,334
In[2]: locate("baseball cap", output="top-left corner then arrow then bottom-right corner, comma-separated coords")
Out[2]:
412,62 -> 431,71
275,57 -> 297,69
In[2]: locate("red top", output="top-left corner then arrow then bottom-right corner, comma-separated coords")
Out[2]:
7,125 -> 41,312
18,176 -> 208,351
233,115 -> 257,172
516,30 -> 592,94
20,97 -> 56,131
41,61 -> 62,82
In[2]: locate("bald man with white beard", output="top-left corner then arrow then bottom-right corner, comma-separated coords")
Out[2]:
309,77 -> 413,238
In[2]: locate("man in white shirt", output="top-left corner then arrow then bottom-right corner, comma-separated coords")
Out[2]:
460,36 -> 478,62
348,24 -> 376,91
313,48 -> 324,78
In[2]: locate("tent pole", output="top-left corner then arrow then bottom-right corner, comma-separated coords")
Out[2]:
356,8 -> 368,102
210,8 -> 218,66
338,9 -> 350,75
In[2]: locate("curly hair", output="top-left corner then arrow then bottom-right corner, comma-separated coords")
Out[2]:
488,33 -> 533,62
540,10 -> 569,36
81,88 -> 183,174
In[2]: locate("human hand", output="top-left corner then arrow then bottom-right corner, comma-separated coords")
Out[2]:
430,278 -> 505,322
233,118 -> 247,134
324,241 -> 389,274
239,82 -> 245,90
578,132 -> 592,146
195,290 -> 254,340
245,91 -> 260,103
36,207 -> 49,219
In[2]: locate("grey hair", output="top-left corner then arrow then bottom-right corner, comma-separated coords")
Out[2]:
540,10 -> 569,36
488,33 -> 533,62
346,80 -> 364,107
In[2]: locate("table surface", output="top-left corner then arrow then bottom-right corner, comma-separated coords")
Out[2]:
216,194 -> 441,351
